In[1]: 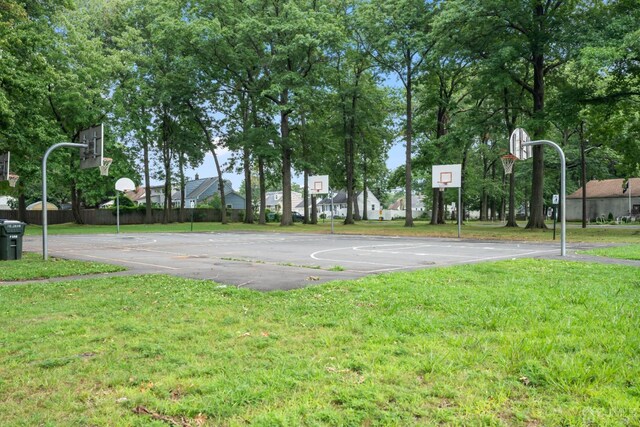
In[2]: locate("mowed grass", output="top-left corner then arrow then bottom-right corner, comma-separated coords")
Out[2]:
1,260 -> 639,425
581,244 -> 640,260
0,252 -> 125,281
24,220 -> 640,243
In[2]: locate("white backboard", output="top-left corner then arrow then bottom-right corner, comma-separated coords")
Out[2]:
432,164 -> 462,188
115,177 -> 135,192
308,175 -> 329,195
510,128 -> 532,161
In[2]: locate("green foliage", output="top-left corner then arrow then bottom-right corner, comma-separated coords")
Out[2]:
1,0 -> 639,231
581,244 -> 640,261
0,252 -> 124,281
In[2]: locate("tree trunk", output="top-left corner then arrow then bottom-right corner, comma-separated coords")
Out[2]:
244,99 -> 254,224
18,194 -> 27,223
430,188 -> 439,225
438,190 -> 445,224
143,134 -> 153,223
580,125 -> 587,228
311,194 -> 318,224
71,182 -> 84,225
506,170 -> 518,226
301,113 -> 310,224
178,152 -> 185,223
353,190 -> 361,221
481,156 -> 488,221
525,19 -> 547,229
503,89 -> 518,227
404,57 -> 413,227
161,112 -> 172,224
259,157 -> 266,224
189,103 -> 226,224
303,169 -> 309,223
212,145 -> 227,225
280,96 -> 292,226
362,153 -> 368,220
243,145 -> 253,223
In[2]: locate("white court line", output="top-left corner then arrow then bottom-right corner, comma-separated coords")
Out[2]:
366,249 -> 559,273
311,244 -> 559,273
310,247 -> 405,268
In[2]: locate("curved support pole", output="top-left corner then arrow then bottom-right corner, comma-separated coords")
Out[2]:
523,139 -> 566,256
42,142 -> 87,260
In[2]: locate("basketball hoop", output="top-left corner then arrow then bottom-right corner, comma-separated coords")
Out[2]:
8,174 -> 19,187
99,158 -> 112,176
501,153 -> 519,175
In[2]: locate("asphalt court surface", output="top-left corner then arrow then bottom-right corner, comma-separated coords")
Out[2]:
23,232 -> 569,290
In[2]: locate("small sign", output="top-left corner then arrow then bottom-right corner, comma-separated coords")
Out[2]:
552,194 -> 559,205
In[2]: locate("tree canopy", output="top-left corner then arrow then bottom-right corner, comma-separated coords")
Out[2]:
1,0 -> 638,226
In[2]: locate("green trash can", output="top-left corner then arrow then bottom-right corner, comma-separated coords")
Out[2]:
0,219 -> 26,260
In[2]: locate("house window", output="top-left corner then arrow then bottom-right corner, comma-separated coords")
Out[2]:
226,204 -> 233,209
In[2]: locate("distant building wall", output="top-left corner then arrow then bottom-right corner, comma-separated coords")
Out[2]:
566,196 -> 640,221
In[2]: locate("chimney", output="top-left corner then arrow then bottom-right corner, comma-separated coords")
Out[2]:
195,173 -> 199,180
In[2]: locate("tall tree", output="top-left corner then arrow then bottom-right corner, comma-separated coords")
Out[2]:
356,0 -> 434,227
436,0 -> 592,228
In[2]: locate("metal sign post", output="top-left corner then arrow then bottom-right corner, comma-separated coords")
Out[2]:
552,194 -> 559,240
42,143 -> 88,260
523,140 -> 567,256
330,188 -> 334,234
116,193 -> 120,234
457,187 -> 462,238
190,200 -> 195,231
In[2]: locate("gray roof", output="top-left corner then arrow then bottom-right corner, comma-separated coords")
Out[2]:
318,190 -> 348,205
180,177 -> 235,201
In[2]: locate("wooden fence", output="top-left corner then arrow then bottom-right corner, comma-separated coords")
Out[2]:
0,208 -> 244,225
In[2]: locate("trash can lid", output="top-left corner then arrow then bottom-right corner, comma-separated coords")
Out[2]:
0,219 -> 23,224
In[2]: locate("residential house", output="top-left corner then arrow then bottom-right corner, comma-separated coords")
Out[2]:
317,190 -> 381,218
132,176 -> 245,209
176,176 -> 245,209
567,178 -> 640,221
265,191 -> 303,213
387,194 -> 428,220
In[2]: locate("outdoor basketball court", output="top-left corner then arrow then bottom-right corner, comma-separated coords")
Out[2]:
22,232 -> 568,291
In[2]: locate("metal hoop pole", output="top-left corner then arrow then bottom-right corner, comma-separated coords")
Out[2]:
523,139 -> 566,256
42,142 -> 87,260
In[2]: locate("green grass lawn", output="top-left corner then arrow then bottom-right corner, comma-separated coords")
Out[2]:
1,260 -> 638,426
581,244 -> 640,260
0,252 -> 125,281
24,220 -> 640,243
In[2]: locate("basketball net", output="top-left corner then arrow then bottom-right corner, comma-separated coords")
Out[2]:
100,158 -> 112,176
501,154 -> 518,175
8,174 -> 19,187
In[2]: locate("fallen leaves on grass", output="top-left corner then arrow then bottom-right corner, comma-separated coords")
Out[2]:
325,366 -> 366,384
133,406 -> 191,427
